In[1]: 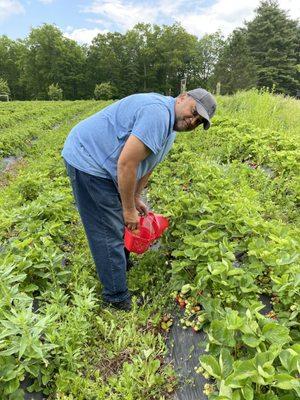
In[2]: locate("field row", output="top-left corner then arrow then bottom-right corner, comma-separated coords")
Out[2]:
0,101 -> 101,157
0,94 -> 299,399
0,101 -> 175,399
149,104 -> 300,399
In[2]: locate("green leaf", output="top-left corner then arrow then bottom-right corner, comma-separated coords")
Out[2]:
18,335 -> 28,359
210,320 -> 236,347
242,334 -> 262,348
24,363 -> 40,377
23,284 -> 39,293
241,385 -> 254,400
219,348 -> 234,378
232,389 -> 242,400
262,322 -> 291,346
225,309 -> 243,330
31,342 -> 44,359
143,349 -> 154,359
279,349 -> 299,374
181,284 -> 193,294
149,358 -> 160,374
255,393 -> 278,400
41,372 -> 51,385
219,379 -> 232,397
272,373 -> 300,390
200,354 -> 221,379
3,377 -> 20,395
257,365 -> 274,379
276,253 -> 299,266
255,351 -> 277,369
7,388 -> 24,400
184,248 -> 197,260
226,359 -> 256,387
208,262 -> 227,275
0,343 -> 20,357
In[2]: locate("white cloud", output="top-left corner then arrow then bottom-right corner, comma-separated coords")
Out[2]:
278,0 -> 300,19
38,0 -> 55,4
173,0 -> 300,38
176,0 -> 259,37
82,0 -> 158,31
0,0 -> 25,22
64,27 -> 109,44
81,0 -> 300,39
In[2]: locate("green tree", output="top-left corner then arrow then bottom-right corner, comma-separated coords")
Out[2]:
124,23 -> 157,93
0,78 -> 10,95
87,32 -> 132,98
153,23 -> 199,95
58,39 -> 87,99
86,23 -> 200,97
0,36 -> 26,99
246,0 -> 299,95
189,31 -> 225,91
48,83 -> 63,100
94,82 -> 117,100
21,24 -> 86,99
213,29 -> 257,94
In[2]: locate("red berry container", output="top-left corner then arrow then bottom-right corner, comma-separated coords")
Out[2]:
124,212 -> 169,254
153,213 -> 169,236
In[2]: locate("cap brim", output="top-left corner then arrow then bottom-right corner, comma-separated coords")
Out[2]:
195,102 -> 211,130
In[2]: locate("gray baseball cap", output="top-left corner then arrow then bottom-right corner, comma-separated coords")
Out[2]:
187,88 -> 217,130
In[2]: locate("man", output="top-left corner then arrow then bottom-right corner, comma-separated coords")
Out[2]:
62,88 -> 216,311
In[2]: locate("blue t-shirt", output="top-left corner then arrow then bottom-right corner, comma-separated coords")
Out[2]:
61,93 -> 176,186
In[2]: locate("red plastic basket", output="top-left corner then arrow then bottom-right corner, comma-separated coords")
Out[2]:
153,213 -> 169,235
124,212 -> 169,254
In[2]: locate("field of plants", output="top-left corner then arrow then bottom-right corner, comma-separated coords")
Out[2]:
0,90 -> 299,400
150,89 -> 300,399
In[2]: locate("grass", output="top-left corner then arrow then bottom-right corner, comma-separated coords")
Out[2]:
217,88 -> 300,137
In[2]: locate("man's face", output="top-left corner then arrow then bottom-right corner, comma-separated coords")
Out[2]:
174,93 -> 204,132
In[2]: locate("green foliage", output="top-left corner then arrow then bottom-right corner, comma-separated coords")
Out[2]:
0,100 -> 98,157
0,100 -> 176,398
94,82 -> 117,100
191,31 -> 225,90
87,22 -> 200,97
214,29 -> 257,94
21,24 -> 86,100
217,88 -> 300,136
17,177 -> 42,201
2,1 -> 300,99
149,90 -> 300,398
0,91 -> 299,399
0,77 -> 10,95
0,35 -> 26,99
246,1 -> 300,96
48,83 -> 63,100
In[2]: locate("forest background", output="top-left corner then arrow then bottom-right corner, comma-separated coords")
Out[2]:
0,0 -> 299,100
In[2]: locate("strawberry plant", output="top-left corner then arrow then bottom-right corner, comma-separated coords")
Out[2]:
1,91 -> 298,398
148,92 -> 300,399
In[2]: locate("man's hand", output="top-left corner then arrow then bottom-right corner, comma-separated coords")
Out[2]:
123,208 -> 140,231
135,196 -> 148,216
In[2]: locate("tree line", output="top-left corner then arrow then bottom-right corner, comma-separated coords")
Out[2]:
0,0 -> 299,100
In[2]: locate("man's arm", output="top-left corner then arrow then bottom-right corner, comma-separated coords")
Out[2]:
117,135 -> 151,230
135,170 -> 152,197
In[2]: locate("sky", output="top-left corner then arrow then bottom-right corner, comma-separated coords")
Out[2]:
0,0 -> 299,44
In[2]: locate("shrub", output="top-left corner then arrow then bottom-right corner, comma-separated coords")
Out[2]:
0,78 -> 10,95
94,82 -> 117,100
48,83 -> 63,101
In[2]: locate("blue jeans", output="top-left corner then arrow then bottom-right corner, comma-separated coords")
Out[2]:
64,160 -> 130,303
